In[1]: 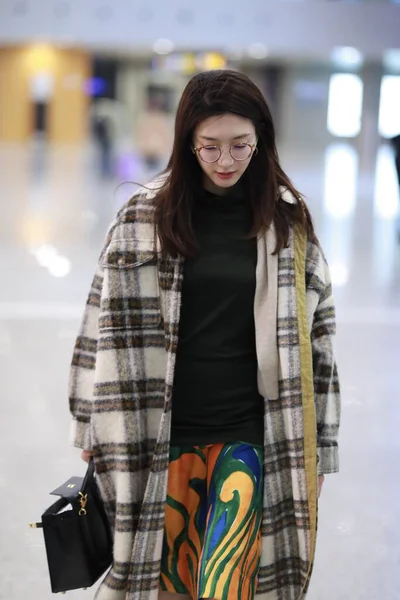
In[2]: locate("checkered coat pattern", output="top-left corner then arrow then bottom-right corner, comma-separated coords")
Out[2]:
69,183 -> 340,600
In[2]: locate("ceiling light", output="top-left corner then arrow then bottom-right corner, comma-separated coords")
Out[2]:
33,244 -> 58,268
48,256 -> 71,278
331,47 -> 363,69
153,39 -> 174,55
247,43 -> 268,60
31,244 -> 71,277
383,49 -> 400,73
329,263 -> 349,288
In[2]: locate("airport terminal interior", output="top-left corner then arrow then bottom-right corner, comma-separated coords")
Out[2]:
0,1 -> 400,599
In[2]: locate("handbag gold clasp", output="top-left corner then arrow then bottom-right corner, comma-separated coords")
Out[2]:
78,492 -> 88,516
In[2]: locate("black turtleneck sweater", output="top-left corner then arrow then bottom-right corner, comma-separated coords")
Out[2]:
170,188 -> 264,446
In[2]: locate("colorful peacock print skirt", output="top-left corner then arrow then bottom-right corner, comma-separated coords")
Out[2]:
160,442 -> 264,600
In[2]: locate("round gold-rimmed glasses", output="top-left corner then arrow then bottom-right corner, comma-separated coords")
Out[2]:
192,142 -> 258,163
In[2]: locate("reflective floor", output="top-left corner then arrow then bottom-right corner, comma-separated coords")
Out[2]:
0,142 -> 399,600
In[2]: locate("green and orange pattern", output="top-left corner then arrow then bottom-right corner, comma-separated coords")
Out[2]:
160,443 -> 263,600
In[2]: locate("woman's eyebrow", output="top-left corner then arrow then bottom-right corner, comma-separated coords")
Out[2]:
199,133 -> 252,142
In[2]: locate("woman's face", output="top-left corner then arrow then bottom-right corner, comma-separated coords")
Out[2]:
193,113 -> 257,195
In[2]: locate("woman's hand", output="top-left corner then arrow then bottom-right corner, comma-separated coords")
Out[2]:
318,475 -> 325,498
81,449 -> 95,463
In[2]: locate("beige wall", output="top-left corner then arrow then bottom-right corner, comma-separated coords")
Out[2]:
0,45 -> 91,143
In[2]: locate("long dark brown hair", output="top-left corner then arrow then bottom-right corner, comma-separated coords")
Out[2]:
154,69 -> 316,257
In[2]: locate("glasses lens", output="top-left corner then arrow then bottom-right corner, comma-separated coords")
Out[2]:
231,144 -> 253,161
199,147 -> 220,163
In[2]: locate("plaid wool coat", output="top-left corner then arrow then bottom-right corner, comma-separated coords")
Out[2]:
69,182 -> 340,600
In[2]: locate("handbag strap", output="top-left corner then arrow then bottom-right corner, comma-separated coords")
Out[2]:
80,457 -> 95,494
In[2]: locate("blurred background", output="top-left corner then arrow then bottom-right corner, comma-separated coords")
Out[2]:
0,1 -> 399,599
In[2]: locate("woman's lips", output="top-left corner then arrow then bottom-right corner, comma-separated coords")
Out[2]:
216,172 -> 235,180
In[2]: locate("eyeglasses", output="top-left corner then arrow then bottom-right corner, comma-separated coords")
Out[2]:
192,142 -> 258,163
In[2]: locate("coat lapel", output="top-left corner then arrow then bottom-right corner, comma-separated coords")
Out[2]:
255,226 -> 279,400
254,186 -> 298,401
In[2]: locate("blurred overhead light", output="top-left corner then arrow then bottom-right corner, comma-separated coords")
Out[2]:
374,146 -> 400,219
247,43 -> 268,60
329,263 -> 349,288
323,144 -> 358,218
153,39 -> 174,55
48,256 -> 71,278
383,49 -> 400,73
31,245 -> 71,278
33,244 -> 58,268
331,47 -> 363,69
379,75 -> 400,137
327,74 -> 363,138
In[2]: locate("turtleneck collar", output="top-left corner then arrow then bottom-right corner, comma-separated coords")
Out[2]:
197,183 -> 246,211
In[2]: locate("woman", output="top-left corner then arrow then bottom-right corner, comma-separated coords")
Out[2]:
69,70 -> 341,600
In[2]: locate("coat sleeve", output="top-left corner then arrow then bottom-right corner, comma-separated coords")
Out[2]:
307,244 -> 341,475
68,262 -> 104,450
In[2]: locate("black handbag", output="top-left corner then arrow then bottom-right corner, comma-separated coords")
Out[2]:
29,458 -> 113,593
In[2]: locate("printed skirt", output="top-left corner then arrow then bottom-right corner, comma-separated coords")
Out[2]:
160,442 -> 264,600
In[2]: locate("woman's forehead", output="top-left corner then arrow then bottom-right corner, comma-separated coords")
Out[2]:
195,114 -> 255,141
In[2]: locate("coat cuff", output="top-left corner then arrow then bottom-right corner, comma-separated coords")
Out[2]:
69,418 -> 92,450
317,445 -> 339,475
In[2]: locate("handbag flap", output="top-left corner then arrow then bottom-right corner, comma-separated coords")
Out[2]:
50,476 -> 84,500
49,458 -> 95,500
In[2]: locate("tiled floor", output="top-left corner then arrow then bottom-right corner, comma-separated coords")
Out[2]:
0,142 -> 399,600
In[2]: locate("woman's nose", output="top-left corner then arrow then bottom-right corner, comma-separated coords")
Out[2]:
218,147 -> 234,167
